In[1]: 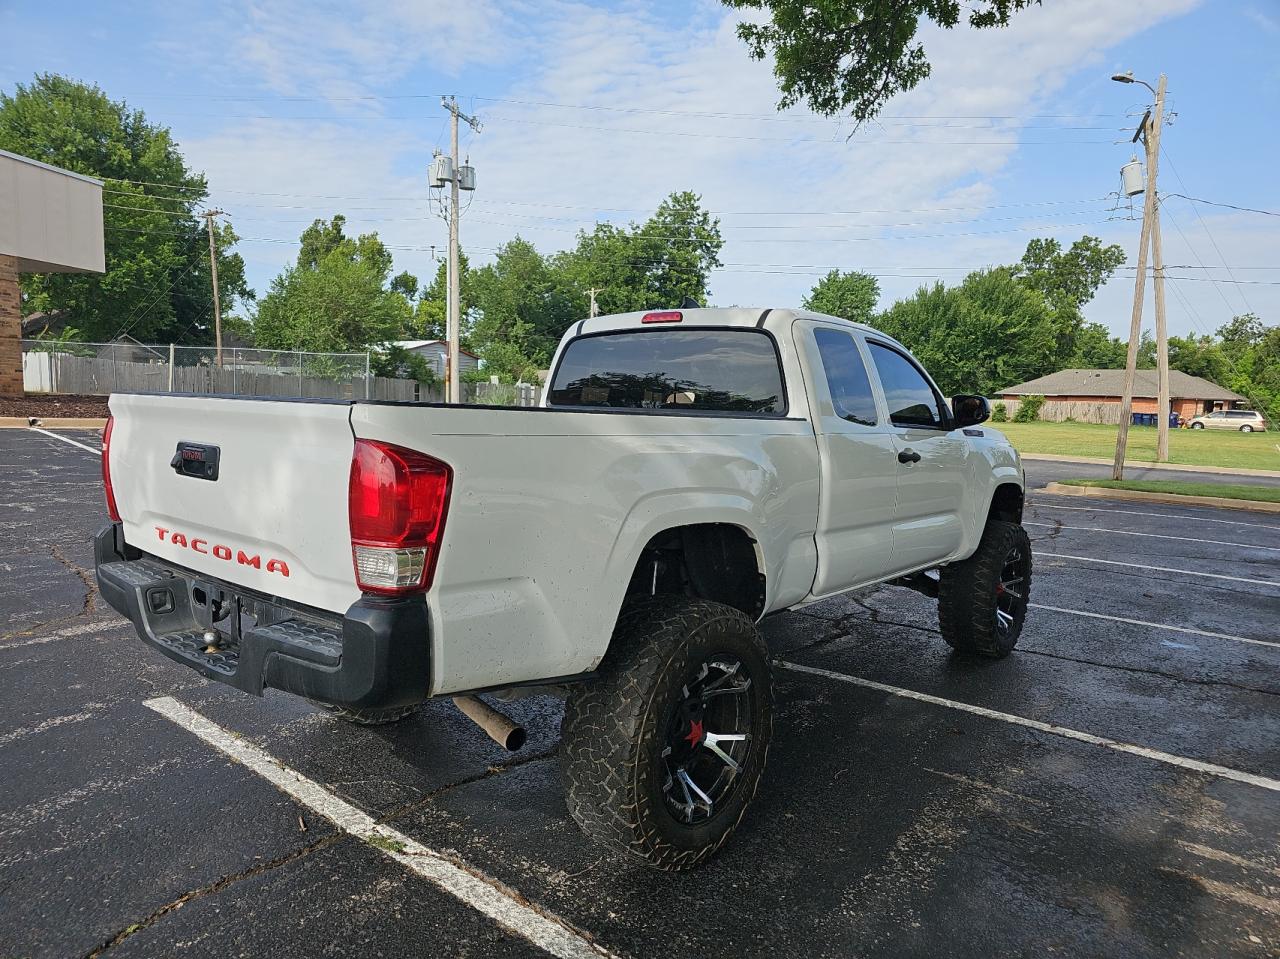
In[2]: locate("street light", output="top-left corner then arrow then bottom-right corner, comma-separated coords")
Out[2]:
1112,72 -> 1158,96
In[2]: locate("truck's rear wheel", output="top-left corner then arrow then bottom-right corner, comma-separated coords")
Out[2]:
310,701 -> 422,725
560,598 -> 773,871
938,520 -> 1032,658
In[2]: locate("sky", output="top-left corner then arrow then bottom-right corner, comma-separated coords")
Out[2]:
2,0 -> 1278,340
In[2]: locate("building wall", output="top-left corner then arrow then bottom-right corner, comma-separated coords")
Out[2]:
997,393 -> 1223,424
406,345 -> 479,379
0,255 -> 22,397
0,151 -> 105,273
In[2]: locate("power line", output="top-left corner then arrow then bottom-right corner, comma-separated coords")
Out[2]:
1163,193 -> 1279,218
124,88 -> 1124,122
470,113 -> 1116,145
1160,149 -> 1260,318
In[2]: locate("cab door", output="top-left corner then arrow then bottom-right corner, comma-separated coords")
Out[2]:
795,321 -> 900,595
864,340 -> 971,571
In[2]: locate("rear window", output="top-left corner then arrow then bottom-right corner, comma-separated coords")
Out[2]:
547,329 -> 786,414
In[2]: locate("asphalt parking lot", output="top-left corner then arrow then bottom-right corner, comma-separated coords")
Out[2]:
2,427 -> 1277,959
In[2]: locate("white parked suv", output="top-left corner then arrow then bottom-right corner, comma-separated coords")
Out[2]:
1187,409 -> 1268,432
95,307 -> 1030,870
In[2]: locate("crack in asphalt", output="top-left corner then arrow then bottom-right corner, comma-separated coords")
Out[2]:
81,834 -> 342,958
792,595 -> 1280,699
0,547 -> 101,642
81,737 -> 559,956
1035,558 -> 1267,596
50,544 -> 97,616
1018,648 -> 1280,699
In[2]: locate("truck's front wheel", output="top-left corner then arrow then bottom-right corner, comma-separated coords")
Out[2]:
938,520 -> 1032,658
560,598 -> 773,871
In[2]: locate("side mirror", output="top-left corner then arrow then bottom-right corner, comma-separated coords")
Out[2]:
951,394 -> 990,428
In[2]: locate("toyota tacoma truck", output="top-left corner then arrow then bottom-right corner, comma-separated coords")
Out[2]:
95,307 -> 1030,871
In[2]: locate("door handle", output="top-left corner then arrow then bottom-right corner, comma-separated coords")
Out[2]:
897,449 -> 922,464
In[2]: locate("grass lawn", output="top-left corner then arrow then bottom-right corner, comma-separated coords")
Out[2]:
995,420 -> 1280,472
1058,478 -> 1280,504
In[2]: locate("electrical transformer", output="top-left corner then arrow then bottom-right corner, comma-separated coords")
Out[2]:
430,154 -> 454,187
1121,157 -> 1145,197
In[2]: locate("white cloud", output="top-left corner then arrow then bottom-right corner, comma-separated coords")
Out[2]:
229,0 -> 509,100
173,0 -> 1255,336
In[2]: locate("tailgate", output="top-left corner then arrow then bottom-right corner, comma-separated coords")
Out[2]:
108,394 -> 360,613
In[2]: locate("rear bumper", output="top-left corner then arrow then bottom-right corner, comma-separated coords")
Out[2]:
94,523 -> 431,709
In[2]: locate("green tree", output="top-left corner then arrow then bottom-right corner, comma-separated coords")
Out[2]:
390,270 -> 420,301
253,216 -> 411,352
411,255 -> 477,342
556,191 -> 724,314
0,74 -> 251,343
802,270 -> 879,323
876,267 -> 1058,395
1012,236 -> 1126,360
471,238 -> 580,382
1069,321 -> 1129,368
1167,334 -> 1229,384
723,0 -> 1040,123
1216,313 -> 1265,361
1227,321 -> 1280,420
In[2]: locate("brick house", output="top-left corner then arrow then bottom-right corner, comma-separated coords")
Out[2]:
997,369 -> 1246,423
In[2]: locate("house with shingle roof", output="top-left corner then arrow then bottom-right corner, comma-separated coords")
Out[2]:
997,368 -> 1246,423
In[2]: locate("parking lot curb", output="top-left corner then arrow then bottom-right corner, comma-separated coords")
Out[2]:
1021,453 -> 1280,479
1043,481 -> 1280,514
0,417 -> 107,429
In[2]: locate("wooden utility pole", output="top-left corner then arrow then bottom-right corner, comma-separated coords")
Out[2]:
1112,74 -> 1166,480
1152,196 -> 1171,462
202,209 -> 225,367
441,97 -> 480,403
587,287 -> 601,318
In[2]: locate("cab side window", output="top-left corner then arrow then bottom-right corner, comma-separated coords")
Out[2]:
813,328 -> 878,426
867,342 -> 947,429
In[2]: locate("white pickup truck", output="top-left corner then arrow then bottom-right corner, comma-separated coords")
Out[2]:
95,307 -> 1030,870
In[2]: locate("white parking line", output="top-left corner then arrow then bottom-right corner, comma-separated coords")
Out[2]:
1036,552 -> 1278,587
1025,521 -> 1280,553
1031,502 -> 1280,532
145,697 -> 612,959
777,662 -> 1280,793
28,427 -> 102,456
1028,604 -> 1280,650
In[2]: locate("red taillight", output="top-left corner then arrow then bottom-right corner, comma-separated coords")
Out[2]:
641,311 -> 683,324
348,439 -> 452,595
102,415 -> 121,522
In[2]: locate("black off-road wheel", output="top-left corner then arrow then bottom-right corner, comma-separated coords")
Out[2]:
938,520 -> 1032,658
560,597 -> 773,872
310,701 -> 422,725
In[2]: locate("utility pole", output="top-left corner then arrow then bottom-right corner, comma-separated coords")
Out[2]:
1152,193 -> 1171,462
440,96 -> 481,403
587,287 -> 601,318
1110,72 -> 1166,480
201,209 -> 225,367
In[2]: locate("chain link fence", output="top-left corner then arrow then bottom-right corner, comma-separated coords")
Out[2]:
21,339 -> 548,407
21,340 -> 426,402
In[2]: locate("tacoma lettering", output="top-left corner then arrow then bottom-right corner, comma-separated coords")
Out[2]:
152,527 -> 289,577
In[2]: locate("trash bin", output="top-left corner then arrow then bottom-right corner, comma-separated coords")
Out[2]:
1169,412 -> 1180,428
1131,412 -> 1143,426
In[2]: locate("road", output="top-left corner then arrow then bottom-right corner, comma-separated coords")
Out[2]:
1023,458 -> 1280,490
2,428 -> 1277,958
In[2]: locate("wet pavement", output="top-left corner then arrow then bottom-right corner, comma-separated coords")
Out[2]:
2,428 -> 1277,958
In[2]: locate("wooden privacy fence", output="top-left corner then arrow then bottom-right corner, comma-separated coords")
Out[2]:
994,398 -> 1124,424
